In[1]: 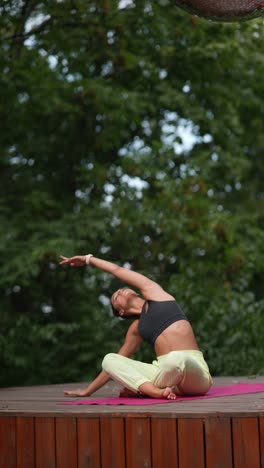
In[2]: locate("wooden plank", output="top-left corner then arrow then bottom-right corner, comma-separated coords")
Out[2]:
260,417 -> 264,468
232,417 -> 260,468
35,417 -> 56,468
77,418 -> 101,468
100,417 -> 125,468
178,418 -> 205,468
125,417 -> 151,468
205,417 -> 232,468
55,417 -> 77,468
151,418 -> 178,468
16,417 -> 35,468
0,416 -> 16,468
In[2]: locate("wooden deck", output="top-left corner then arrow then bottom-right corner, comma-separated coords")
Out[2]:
0,376 -> 264,468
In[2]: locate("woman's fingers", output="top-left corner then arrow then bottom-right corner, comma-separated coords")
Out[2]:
59,256 -> 77,265
64,388 -> 88,397
59,255 -> 69,264
59,255 -> 86,267
64,389 -> 80,396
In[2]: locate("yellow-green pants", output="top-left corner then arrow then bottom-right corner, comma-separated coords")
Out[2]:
102,350 -> 213,395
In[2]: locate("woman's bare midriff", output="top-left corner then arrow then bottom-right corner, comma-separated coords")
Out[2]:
154,320 -> 200,356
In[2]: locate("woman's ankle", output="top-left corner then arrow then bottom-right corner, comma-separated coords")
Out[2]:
138,382 -> 163,398
138,382 -> 177,400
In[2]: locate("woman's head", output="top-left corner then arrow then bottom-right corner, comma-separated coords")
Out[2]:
111,288 -> 139,318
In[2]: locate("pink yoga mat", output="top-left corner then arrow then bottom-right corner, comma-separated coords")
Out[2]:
62,382 -> 264,406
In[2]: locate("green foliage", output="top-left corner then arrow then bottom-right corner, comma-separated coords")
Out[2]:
0,1 -> 263,386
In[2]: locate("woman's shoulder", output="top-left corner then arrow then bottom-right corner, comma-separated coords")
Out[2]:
140,280 -> 175,302
145,289 -> 175,302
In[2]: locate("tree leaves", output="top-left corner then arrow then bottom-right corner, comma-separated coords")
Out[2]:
0,1 -> 263,386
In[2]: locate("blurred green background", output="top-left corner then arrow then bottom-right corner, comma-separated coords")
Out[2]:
1,0 -> 263,387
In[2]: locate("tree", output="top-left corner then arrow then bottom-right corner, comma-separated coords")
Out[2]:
0,0 -> 263,386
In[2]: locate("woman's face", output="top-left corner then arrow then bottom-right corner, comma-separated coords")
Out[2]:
111,288 -> 138,316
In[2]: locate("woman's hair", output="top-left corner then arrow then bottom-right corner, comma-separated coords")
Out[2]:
111,304 -> 120,318
111,304 -> 133,320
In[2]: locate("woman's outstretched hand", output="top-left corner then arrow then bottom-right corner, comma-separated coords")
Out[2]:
59,255 -> 86,267
64,388 -> 91,397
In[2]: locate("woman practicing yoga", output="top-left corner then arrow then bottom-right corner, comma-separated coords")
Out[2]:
60,254 -> 213,400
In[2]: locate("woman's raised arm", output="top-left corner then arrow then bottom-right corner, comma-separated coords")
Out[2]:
59,254 -> 174,300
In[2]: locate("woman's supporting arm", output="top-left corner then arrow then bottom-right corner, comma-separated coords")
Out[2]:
64,320 -> 142,397
64,370 -> 111,397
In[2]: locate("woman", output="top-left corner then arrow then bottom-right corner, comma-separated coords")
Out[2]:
60,254 -> 213,400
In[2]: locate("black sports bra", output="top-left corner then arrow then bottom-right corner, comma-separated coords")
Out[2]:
138,300 -> 188,345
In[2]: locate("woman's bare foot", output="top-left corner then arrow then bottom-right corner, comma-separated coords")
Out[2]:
119,387 -> 138,398
162,387 -> 177,400
138,381 -> 177,399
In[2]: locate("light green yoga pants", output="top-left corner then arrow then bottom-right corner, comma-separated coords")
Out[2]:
102,350 -> 213,395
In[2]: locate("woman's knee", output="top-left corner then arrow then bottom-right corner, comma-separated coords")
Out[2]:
102,353 -> 118,372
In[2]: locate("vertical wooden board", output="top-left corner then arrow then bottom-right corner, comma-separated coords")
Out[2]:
125,418 -> 151,468
16,417 -> 35,468
151,418 -> 178,468
232,417 -> 260,468
55,417 -> 77,468
205,417 -> 232,468
178,418 -> 205,468
100,417 -> 125,468
78,418 -> 101,468
0,417 -> 16,468
35,417 -> 56,468
260,418 -> 264,468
